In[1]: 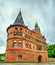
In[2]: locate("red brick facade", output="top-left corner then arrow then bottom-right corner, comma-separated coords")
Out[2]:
5,11 -> 48,62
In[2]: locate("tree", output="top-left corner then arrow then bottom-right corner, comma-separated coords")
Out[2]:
47,44 -> 55,58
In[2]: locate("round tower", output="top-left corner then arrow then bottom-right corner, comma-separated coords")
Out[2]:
5,10 -> 26,62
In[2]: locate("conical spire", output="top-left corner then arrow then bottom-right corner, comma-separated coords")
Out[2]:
13,9 -> 25,26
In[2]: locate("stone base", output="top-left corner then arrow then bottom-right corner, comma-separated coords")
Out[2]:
5,49 -> 48,62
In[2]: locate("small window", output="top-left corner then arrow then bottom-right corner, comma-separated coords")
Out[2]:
29,44 -> 31,49
19,32 -> 22,36
25,44 -> 28,48
20,28 -> 22,30
33,46 -> 35,49
28,31 -> 29,33
15,27 -> 18,30
18,55 -> 22,60
13,32 -> 22,36
30,33 -> 32,35
18,42 -> 23,48
13,42 -> 16,48
14,32 -> 19,36
25,30 -> 27,32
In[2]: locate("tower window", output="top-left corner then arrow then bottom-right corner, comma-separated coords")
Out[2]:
19,32 -> 22,36
14,32 -> 19,36
29,44 -> 31,49
25,44 -> 28,48
13,32 -> 22,36
20,28 -> 22,30
15,27 -> 18,30
18,42 -> 23,48
13,42 -> 16,48
33,46 -> 35,49
13,41 -> 16,48
25,30 -> 27,32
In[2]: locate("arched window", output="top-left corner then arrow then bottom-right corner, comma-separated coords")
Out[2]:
29,44 -> 31,49
13,41 -> 16,48
33,46 -> 35,49
25,44 -> 28,48
18,42 -> 23,48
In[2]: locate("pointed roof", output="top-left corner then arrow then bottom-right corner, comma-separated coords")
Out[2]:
35,22 -> 38,27
13,10 -> 25,26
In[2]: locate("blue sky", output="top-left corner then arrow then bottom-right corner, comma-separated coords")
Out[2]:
0,0 -> 55,53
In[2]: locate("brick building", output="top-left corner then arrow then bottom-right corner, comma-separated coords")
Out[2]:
5,10 -> 48,62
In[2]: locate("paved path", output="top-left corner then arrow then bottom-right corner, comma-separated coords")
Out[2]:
0,62 -> 55,65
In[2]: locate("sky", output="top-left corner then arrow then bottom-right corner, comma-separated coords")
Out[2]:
0,0 -> 55,54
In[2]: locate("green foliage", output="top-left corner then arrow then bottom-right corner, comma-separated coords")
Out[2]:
47,44 -> 55,58
52,48 -> 55,55
0,53 -> 5,61
0,53 -> 5,56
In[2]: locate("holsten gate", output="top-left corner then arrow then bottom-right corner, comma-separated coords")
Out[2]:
5,10 -> 48,62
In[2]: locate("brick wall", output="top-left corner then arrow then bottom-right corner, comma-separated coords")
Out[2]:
5,49 -> 48,62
